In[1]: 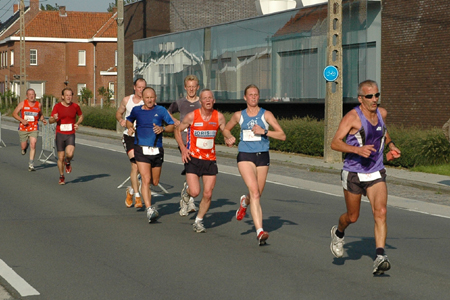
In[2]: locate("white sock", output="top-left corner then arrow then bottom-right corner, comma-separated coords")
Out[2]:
195,217 -> 203,223
256,228 -> 264,236
129,187 -> 134,195
135,192 -> 140,198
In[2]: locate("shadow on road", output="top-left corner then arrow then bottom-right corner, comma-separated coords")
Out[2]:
67,173 -> 110,184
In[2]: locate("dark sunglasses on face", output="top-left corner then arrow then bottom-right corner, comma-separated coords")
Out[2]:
359,92 -> 380,99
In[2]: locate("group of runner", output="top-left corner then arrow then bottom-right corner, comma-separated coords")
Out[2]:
13,87 -> 82,185
13,78 -> 399,273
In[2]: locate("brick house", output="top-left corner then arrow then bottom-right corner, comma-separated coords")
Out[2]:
0,0 -> 117,104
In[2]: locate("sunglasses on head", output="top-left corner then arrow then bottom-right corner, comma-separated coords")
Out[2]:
359,92 -> 380,99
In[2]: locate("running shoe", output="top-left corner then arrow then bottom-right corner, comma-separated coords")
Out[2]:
21,148 -> 26,155
146,206 -> 159,223
257,231 -> 269,246
372,255 -> 391,275
65,159 -> 72,174
28,164 -> 35,172
125,186 -> 133,208
330,225 -> 345,258
135,196 -> 143,208
181,181 -> 190,204
187,197 -> 197,213
193,220 -> 206,233
59,175 -> 65,185
179,200 -> 188,216
236,195 -> 248,221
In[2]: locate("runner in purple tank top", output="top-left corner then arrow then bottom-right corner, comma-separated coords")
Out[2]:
329,80 -> 401,275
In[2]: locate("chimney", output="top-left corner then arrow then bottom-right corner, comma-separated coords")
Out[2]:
59,6 -> 67,17
30,0 -> 39,12
13,4 -> 18,13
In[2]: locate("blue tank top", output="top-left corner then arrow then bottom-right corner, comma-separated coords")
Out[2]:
343,106 -> 386,173
238,108 -> 270,153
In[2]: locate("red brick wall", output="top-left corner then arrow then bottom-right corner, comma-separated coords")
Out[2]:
170,0 -> 259,32
381,0 -> 450,128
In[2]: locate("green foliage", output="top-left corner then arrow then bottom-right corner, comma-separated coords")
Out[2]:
40,3 -> 59,11
97,86 -> 113,108
0,91 -> 18,115
385,125 -> 450,167
77,107 -> 450,171
81,106 -> 116,130
79,87 -> 93,106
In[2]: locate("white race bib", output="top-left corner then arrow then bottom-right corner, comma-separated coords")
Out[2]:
357,171 -> 381,182
196,138 -> 214,150
60,124 -> 73,132
142,146 -> 160,155
242,129 -> 261,141
25,115 -> 35,122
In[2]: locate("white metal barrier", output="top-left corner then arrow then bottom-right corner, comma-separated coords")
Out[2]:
0,113 -> 6,147
38,119 -> 56,163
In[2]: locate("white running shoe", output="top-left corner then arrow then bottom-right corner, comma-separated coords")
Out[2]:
146,206 -> 159,223
179,200 -> 188,216
373,255 -> 391,275
187,197 -> 197,213
192,220 -> 206,233
330,225 -> 344,258
181,182 -> 190,204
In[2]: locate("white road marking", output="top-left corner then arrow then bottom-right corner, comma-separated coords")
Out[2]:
0,260 -> 40,296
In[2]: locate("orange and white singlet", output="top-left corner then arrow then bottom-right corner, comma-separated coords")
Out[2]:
19,99 -> 41,132
186,109 -> 219,161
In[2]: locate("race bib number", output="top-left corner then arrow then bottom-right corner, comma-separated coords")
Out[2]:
25,115 -> 35,122
242,129 -> 261,141
60,124 -> 73,132
142,146 -> 160,155
196,138 -> 213,150
357,171 -> 381,182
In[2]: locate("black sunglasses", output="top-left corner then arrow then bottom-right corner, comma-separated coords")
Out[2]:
359,92 -> 380,99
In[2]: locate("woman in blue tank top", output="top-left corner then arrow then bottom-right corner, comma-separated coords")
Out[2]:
222,84 -> 286,245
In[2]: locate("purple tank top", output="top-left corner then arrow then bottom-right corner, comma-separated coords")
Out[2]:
342,106 -> 386,173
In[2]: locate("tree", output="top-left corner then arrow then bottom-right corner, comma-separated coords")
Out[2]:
79,87 -> 94,106
40,3 -> 59,11
98,86 -> 113,108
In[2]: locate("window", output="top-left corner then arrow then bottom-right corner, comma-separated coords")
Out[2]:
78,50 -> 86,66
30,49 -> 37,65
77,83 -> 86,95
109,82 -> 115,97
10,50 -> 14,66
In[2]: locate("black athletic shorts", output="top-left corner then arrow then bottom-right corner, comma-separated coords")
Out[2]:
237,151 -> 270,167
341,169 -> 387,196
134,145 -> 164,167
122,134 -> 135,154
185,157 -> 218,176
55,133 -> 75,152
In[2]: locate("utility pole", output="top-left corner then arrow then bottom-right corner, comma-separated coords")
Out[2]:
19,0 -> 27,101
116,0 -> 125,133
324,0 -> 343,163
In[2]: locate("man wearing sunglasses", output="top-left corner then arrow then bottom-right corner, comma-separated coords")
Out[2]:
329,79 -> 401,275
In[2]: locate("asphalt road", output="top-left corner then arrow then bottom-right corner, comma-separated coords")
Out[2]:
0,127 -> 449,299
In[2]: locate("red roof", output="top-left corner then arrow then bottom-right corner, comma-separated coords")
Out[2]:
16,10 -> 117,39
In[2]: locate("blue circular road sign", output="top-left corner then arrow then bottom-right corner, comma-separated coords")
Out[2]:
323,65 -> 339,81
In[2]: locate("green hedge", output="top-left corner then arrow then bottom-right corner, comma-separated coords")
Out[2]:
79,106 -> 450,168
81,106 -> 116,130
